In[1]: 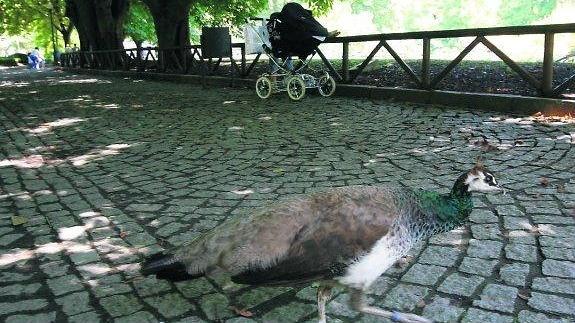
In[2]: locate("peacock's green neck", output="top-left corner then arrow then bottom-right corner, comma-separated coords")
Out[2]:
416,174 -> 474,225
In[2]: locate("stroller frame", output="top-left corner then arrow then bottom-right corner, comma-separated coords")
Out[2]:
245,18 -> 336,101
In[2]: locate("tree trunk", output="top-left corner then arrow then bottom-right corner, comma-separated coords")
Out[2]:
142,0 -> 192,70
65,0 -> 129,52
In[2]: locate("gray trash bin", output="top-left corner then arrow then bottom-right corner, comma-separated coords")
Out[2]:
201,27 -> 231,59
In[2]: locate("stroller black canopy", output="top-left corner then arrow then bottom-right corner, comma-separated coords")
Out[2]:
267,2 -> 329,59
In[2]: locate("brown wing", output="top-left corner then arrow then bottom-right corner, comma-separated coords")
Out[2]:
231,187 -> 398,286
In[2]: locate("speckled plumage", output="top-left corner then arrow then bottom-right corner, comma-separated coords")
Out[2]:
141,165 -> 501,323
143,179 -> 473,285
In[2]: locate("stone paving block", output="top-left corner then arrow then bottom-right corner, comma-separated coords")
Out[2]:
382,284 -> 429,311
262,302 -> 316,322
0,299 -> 49,316
532,277 -> 575,295
496,204 -> 525,217
459,257 -> 498,277
542,259 -> 575,278
467,239 -> 503,259
5,312 -> 57,323
77,262 -> 113,279
517,310 -> 573,323
504,243 -> 538,262
0,271 -> 34,282
428,229 -> 465,246
401,263 -> 447,285
418,246 -> 461,266
422,297 -> 465,322
99,294 -> 143,317
40,260 -> 69,277
68,311 -> 101,323
47,275 -> 84,296
326,293 -> 358,318
540,236 -> 575,248
528,292 -> 575,316
236,286 -> 292,308
114,311 -> 157,323
461,308 -> 513,323
0,233 -> 25,246
470,224 -> 502,240
69,249 -> 102,265
145,293 -> 194,318
473,284 -> 517,313
366,276 -> 396,296
0,282 -> 42,296
199,293 -> 233,321
56,291 -> 93,316
507,230 -> 537,244
541,247 -> 575,262
499,263 -> 530,287
134,276 -> 172,297
90,277 -> 133,297
175,278 -> 215,299
469,209 -> 498,224
437,273 -> 484,297
502,216 -> 532,230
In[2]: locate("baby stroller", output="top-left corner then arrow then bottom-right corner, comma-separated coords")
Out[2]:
244,2 -> 336,100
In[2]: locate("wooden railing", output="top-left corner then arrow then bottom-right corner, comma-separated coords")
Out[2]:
60,23 -> 575,98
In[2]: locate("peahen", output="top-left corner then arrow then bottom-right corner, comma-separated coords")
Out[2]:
141,163 -> 503,322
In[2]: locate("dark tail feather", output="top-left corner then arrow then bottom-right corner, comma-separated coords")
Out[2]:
141,252 -> 204,282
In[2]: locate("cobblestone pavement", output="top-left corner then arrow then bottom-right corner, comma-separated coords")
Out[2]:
1,66 -> 574,323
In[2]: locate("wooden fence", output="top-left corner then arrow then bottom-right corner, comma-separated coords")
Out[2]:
60,23 -> 575,98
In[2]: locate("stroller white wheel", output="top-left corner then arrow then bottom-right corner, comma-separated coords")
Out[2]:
286,76 -> 306,101
256,76 -> 273,99
318,74 -> 336,97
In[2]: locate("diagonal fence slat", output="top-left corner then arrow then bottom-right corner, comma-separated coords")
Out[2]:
59,23 -> 575,98
479,36 -> 541,90
381,40 -> 422,87
553,73 -> 575,96
430,37 -> 481,89
349,40 -> 385,82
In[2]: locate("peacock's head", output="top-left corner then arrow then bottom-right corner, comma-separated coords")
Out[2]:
451,161 -> 503,197
463,164 -> 503,193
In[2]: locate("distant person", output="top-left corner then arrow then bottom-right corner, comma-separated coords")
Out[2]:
27,52 -> 37,69
65,45 -> 72,53
29,48 -> 44,69
32,47 -> 45,68
72,44 -> 79,52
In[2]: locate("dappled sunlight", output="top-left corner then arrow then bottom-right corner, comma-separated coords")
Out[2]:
0,154 -> 45,169
96,103 -> 121,109
53,78 -> 112,84
0,248 -> 35,267
25,117 -> 87,134
54,95 -> 94,104
232,189 -> 254,195
0,81 -> 31,88
1,143 -> 137,170
70,143 -> 133,166
0,191 -> 33,201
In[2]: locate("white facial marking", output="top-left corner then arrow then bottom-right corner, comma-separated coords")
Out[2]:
466,171 -> 501,193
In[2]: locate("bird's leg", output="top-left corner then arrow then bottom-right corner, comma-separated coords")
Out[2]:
317,285 -> 332,323
349,289 -> 432,323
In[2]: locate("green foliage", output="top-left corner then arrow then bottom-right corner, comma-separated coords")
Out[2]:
498,0 -> 557,25
191,0 -> 267,28
350,0 -> 393,30
0,0 -> 69,52
124,0 -> 157,45
0,56 -> 22,66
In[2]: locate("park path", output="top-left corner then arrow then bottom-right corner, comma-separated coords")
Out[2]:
0,66 -> 574,322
